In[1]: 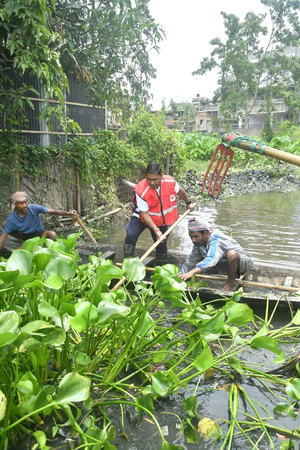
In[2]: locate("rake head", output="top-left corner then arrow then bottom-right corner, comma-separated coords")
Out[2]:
201,143 -> 234,198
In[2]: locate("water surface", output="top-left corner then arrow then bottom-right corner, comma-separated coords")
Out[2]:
100,189 -> 300,268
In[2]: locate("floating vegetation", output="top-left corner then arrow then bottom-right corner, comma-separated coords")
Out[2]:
0,234 -> 300,449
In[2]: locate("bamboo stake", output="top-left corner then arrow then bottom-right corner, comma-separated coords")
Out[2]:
112,209 -> 192,291
76,169 -> 81,216
87,208 -> 122,223
225,137 -> 300,167
114,264 -> 300,293
75,215 -> 97,243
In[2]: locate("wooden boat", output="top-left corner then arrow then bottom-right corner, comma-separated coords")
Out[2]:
76,241 -> 300,310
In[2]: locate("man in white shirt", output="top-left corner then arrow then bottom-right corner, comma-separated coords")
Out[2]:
124,163 -> 195,265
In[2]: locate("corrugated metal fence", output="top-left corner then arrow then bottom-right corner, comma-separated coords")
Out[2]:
0,69 -> 105,146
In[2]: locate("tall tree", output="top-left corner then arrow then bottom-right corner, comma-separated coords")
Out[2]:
192,0 -> 300,130
0,0 -> 164,130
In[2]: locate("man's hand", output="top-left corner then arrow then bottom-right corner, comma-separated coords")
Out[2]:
178,267 -> 200,281
154,227 -> 166,241
186,202 -> 196,212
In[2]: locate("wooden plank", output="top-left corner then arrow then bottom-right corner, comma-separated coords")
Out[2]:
284,276 -> 294,287
142,256 -> 155,266
100,251 -> 115,260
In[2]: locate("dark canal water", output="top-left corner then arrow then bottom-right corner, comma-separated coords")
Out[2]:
101,189 -> 300,269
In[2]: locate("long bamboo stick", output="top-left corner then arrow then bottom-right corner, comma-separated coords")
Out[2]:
87,208 -> 122,223
75,215 -> 97,243
114,263 -> 300,293
223,135 -> 300,167
112,209 -> 192,291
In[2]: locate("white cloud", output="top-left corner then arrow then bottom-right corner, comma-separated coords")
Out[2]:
148,0 -> 267,110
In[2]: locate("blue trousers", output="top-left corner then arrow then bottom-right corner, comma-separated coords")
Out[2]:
125,216 -> 168,254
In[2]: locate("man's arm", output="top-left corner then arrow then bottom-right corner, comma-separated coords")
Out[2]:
140,211 -> 164,240
0,233 -> 8,250
47,209 -> 77,216
177,187 -> 195,211
178,266 -> 201,281
178,245 -> 203,279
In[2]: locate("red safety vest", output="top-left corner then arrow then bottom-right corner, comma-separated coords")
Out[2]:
134,175 -> 178,226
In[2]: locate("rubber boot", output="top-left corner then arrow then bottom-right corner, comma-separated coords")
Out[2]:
123,243 -> 135,259
156,253 -> 168,267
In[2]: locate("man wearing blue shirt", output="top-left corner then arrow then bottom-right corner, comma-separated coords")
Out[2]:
0,191 -> 77,250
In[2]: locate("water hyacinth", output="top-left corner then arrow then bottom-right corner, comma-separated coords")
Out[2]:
0,235 -> 300,449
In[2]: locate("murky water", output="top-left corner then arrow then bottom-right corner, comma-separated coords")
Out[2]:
100,189 -> 300,269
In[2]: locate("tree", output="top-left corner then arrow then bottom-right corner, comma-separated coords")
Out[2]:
0,0 -> 165,130
192,0 -> 300,130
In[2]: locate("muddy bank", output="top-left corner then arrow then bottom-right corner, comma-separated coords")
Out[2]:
180,165 -> 300,201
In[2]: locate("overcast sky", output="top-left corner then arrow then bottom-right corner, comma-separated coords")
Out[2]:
148,0 -> 268,110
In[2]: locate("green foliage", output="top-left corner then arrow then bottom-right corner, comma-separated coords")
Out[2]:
181,132 -> 220,160
124,110 -> 184,178
277,121 -> 300,139
0,0 -> 165,130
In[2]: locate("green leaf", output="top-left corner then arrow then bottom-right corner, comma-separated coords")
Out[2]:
21,320 -> 54,334
250,336 -> 280,354
32,430 -> 49,450
23,236 -> 43,252
273,351 -> 286,364
135,311 -> 154,336
0,391 -> 7,421
0,332 -> 17,348
286,378 -> 300,401
55,373 -> 91,404
62,233 -> 81,251
33,249 -> 53,272
44,255 -> 77,280
97,301 -> 130,324
123,257 -> 146,281
6,250 -> 33,275
183,395 -> 199,418
69,301 -> 98,332
192,345 -> 213,372
274,403 -> 297,418
0,269 -> 19,282
184,418 -> 199,444
151,371 -> 173,397
38,301 -> 58,318
223,301 -> 254,326
135,394 -> 155,420
228,356 -> 244,375
292,309 -> 300,325
200,311 -> 224,341
0,311 -> 19,333
42,275 -> 63,290
162,442 -> 184,450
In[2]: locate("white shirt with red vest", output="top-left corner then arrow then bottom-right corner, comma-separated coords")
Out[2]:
133,175 -> 180,227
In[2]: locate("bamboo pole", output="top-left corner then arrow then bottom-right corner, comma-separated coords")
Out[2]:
87,208 -> 122,223
224,135 -> 300,167
114,264 -> 300,293
112,209 -> 192,291
75,215 -> 97,243
76,169 -> 81,216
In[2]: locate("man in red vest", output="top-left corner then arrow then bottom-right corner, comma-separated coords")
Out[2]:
124,163 -> 195,265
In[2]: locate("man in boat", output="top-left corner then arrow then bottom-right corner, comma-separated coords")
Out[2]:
0,191 -> 77,250
124,163 -> 195,266
178,217 -> 253,292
